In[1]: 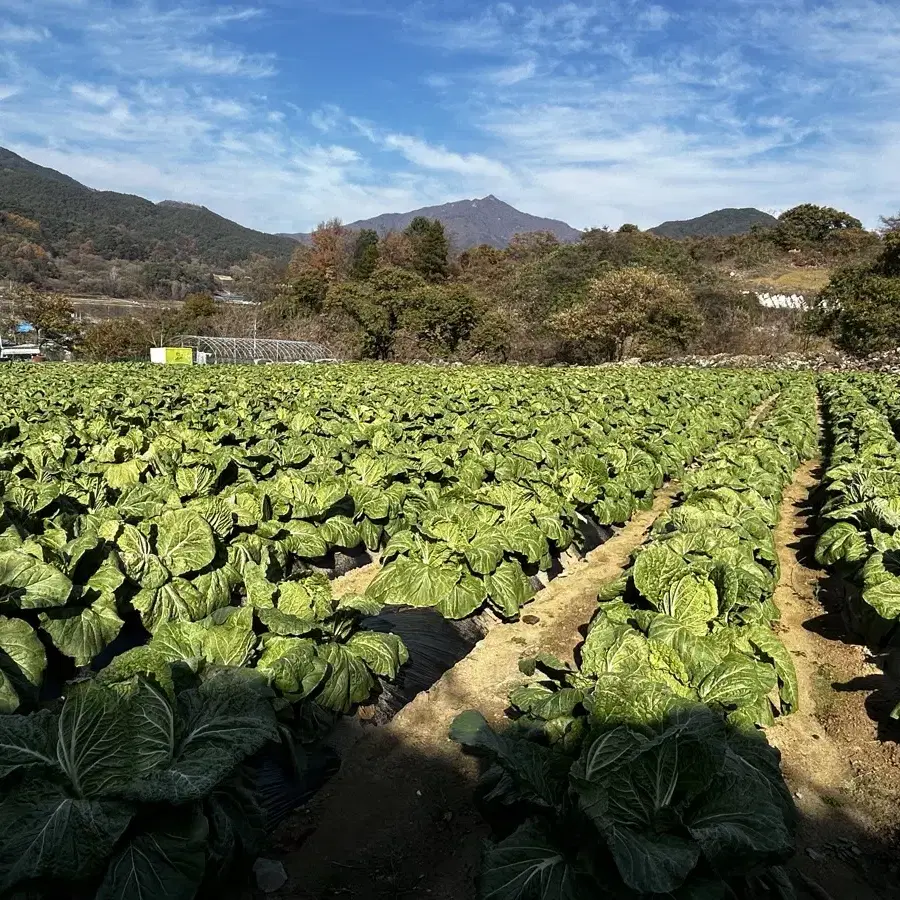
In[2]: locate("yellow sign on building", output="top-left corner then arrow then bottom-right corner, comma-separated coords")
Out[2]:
150,347 -> 193,365
165,347 -> 193,365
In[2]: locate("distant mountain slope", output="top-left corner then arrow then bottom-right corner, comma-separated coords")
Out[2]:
650,208 -> 778,239
0,147 -> 85,189
0,147 -> 298,266
283,195 -> 582,249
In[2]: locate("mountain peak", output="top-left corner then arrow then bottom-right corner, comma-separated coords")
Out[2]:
284,195 -> 581,250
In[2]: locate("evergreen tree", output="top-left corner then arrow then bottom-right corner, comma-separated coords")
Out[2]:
404,217 -> 449,281
350,229 -> 379,280
776,204 -> 863,247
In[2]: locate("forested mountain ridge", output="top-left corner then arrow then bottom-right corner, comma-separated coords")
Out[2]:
0,147 -> 85,188
283,195 -> 583,249
0,146 -> 298,269
650,208 -> 779,239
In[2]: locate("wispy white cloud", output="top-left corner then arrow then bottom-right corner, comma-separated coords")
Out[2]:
309,105 -> 343,134
398,1 -> 667,54
0,24 -> 50,42
486,58 -> 538,86
637,4 -> 672,30
70,82 -> 119,107
383,134 -> 512,180
165,45 -> 275,78
202,97 -> 250,119
0,0 -> 899,234
27,2 -> 275,80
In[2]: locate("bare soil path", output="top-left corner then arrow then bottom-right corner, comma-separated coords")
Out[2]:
331,560 -> 381,599
767,460 -> 900,899
263,487 -> 678,900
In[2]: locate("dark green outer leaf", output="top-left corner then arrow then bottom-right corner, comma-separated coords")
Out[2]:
604,825 -> 701,895
0,708 -> 57,778
0,780 -> 134,892
124,671 -> 279,804
450,711 -> 568,809
479,820 -> 597,900
57,681 -> 132,798
95,808 -> 209,900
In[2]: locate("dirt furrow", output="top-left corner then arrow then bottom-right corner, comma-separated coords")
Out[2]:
331,560 -> 381,598
265,486 -> 678,900
767,459 -> 900,899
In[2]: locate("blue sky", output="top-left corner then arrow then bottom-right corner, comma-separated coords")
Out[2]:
0,0 -> 897,232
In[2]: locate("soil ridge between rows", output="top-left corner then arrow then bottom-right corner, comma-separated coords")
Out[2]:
263,487 -> 679,899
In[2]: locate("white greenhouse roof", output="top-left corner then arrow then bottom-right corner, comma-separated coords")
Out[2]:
172,335 -> 338,363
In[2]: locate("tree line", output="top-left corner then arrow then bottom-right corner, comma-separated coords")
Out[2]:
5,203 -> 900,363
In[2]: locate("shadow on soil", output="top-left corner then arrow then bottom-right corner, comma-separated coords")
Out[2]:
778,468 -> 900,898
787,800 -> 900,900
248,735 -> 485,900
232,737 -> 900,900
792,477 -> 900,742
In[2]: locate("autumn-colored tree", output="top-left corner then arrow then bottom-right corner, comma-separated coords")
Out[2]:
14,241 -> 47,261
78,318 -> 153,361
456,245 -> 515,306
0,212 -> 40,236
506,231 -> 561,262
286,243 -> 312,279
308,218 -> 351,281
551,267 -> 701,362
378,231 -> 414,269
11,285 -> 80,351
459,244 -> 505,274
404,217 -> 449,281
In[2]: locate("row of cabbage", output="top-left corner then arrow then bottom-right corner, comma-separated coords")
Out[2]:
0,365 -> 778,900
452,377 -> 818,899
364,376 -> 776,620
815,375 -> 900,649
0,366 -> 777,717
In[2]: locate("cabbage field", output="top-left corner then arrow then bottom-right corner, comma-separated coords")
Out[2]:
0,363 -> 898,899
